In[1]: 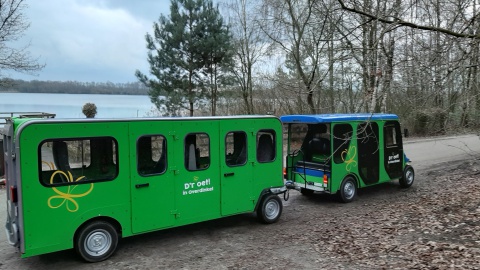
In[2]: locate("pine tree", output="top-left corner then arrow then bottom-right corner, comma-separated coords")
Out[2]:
136,0 -> 233,116
199,1 -> 234,116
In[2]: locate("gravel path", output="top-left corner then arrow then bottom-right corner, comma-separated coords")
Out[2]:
1,158 -> 479,269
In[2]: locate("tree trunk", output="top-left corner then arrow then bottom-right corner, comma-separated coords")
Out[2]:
189,69 -> 194,117
380,33 -> 395,113
247,59 -> 254,114
328,38 -> 334,113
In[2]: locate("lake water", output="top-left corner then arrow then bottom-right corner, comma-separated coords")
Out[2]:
0,92 -> 155,118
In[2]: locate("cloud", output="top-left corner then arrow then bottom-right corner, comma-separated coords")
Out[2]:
12,0 -> 169,82
54,2 -> 147,68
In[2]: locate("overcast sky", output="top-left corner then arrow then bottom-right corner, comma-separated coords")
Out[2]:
9,0 -> 171,83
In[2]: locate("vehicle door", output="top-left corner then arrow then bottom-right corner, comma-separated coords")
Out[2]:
130,122 -> 175,233
357,121 -> 380,185
331,123 -> 355,192
252,126 -> 283,196
383,121 -> 404,179
173,121 -> 221,224
220,123 -> 254,216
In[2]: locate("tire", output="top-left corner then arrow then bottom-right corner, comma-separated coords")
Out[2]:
257,194 -> 283,224
75,221 -> 119,262
399,165 -> 415,188
338,176 -> 357,203
300,188 -> 315,196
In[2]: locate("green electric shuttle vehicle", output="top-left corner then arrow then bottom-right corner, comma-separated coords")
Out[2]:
281,114 -> 414,203
1,112 -> 414,262
1,113 -> 286,262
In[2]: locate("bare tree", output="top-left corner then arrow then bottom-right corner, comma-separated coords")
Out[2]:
222,0 -> 270,114
330,0 -> 385,112
0,0 -> 44,85
220,0 -> 480,132
260,0 -> 332,114
464,0 -> 480,127
337,0 -> 480,39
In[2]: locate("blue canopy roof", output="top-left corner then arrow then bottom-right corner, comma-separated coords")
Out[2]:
280,113 -> 398,124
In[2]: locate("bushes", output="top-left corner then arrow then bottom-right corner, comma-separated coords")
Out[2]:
413,108 -> 447,136
82,103 -> 97,118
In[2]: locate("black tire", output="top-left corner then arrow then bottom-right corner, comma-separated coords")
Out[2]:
338,176 -> 357,203
399,165 -> 415,188
75,221 -> 119,262
257,194 -> 283,224
300,188 -> 315,196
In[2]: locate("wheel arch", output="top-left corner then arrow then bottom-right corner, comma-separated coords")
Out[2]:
73,216 -> 123,244
254,188 -> 275,212
334,173 -> 359,194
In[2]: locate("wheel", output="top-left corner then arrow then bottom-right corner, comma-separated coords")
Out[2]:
257,194 -> 283,224
399,165 -> 415,188
300,188 -> 314,196
338,176 -> 357,203
75,221 -> 119,262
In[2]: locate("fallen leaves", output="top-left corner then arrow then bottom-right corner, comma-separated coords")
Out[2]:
300,160 -> 480,269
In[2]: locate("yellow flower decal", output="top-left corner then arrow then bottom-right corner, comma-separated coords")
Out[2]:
42,161 -> 55,170
341,146 -> 357,172
47,170 -> 93,213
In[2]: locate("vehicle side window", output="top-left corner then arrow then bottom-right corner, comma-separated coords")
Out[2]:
333,124 -> 353,164
137,135 -> 167,176
384,121 -> 402,148
225,131 -> 247,167
256,129 -> 276,163
185,133 -> 210,171
39,137 -> 118,186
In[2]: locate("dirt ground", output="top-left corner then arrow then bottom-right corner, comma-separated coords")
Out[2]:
1,157 -> 480,269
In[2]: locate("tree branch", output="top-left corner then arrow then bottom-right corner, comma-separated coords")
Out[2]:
337,0 -> 480,39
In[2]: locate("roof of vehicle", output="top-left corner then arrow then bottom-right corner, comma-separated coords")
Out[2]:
280,113 -> 399,124
8,114 -> 281,133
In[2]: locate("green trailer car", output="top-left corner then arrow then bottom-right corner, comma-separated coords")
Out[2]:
1,114 -> 286,262
281,114 -> 414,202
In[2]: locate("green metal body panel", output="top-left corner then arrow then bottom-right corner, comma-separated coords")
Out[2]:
18,122 -> 132,257
3,116 -> 284,258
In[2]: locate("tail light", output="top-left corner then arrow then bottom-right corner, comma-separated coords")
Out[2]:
323,174 -> 328,185
283,167 -> 286,178
10,186 -> 17,203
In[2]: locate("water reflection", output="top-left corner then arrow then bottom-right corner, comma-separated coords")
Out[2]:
0,93 -> 154,118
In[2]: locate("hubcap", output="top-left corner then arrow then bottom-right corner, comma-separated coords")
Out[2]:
84,229 -> 112,256
406,169 -> 414,184
265,199 -> 280,220
344,181 -> 355,199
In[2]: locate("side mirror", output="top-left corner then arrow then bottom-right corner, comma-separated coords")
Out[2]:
403,128 -> 409,138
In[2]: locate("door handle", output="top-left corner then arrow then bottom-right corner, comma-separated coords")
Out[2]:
224,172 -> 234,177
135,183 -> 150,188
